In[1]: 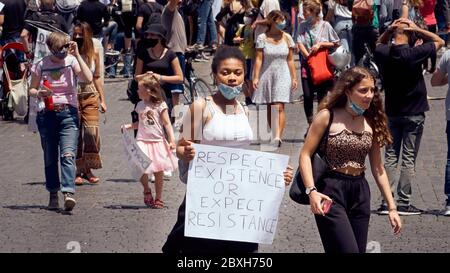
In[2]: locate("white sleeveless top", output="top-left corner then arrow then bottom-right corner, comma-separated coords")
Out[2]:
201,98 -> 253,149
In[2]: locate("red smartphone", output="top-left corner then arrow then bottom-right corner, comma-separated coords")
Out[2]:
322,199 -> 333,214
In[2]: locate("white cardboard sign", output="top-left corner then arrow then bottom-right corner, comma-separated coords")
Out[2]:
121,129 -> 152,181
185,143 -> 289,244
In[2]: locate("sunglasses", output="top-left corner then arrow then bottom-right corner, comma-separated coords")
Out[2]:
59,43 -> 70,51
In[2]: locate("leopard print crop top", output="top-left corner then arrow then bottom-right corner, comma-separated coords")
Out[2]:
321,128 -> 373,170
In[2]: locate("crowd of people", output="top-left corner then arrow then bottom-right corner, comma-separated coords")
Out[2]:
1,0 -> 450,253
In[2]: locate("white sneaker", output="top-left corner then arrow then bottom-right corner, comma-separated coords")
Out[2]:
164,171 -> 172,178
63,192 -> 76,212
443,205 -> 450,216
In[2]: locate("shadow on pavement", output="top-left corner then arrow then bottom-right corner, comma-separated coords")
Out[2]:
106,178 -> 136,183
23,182 -> 46,186
3,205 -> 48,210
3,205 -> 73,215
104,205 -> 151,210
2,119 -> 27,125
422,210 -> 446,216
283,138 -> 305,144
370,209 -> 445,216
104,78 -> 128,84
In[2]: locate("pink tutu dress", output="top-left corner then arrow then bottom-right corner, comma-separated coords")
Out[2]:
135,100 -> 178,174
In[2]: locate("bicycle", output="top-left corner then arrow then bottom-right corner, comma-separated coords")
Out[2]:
357,43 -> 383,90
181,49 -> 213,104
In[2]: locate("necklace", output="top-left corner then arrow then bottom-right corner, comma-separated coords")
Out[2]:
150,47 -> 165,59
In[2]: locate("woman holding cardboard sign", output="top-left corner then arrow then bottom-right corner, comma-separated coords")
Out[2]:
162,46 -> 294,254
299,67 -> 402,253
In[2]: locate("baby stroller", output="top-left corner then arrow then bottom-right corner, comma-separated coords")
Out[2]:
0,42 -> 30,121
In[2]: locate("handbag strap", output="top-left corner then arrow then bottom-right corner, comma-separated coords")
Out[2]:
306,21 -> 326,48
317,109 -> 334,157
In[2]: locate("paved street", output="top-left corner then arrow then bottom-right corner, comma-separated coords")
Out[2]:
0,59 -> 449,253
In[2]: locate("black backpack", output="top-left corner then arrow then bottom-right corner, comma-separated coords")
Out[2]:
145,2 -> 163,25
35,11 -> 60,28
126,79 -> 141,105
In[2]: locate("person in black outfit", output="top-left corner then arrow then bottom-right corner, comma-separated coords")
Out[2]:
136,0 -> 164,35
120,0 -> 144,77
374,18 -> 445,215
20,0 -> 68,54
76,0 -> 110,39
0,0 -> 27,45
134,23 -> 183,115
215,0 -> 247,46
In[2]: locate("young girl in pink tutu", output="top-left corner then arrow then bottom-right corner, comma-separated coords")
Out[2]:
122,74 -> 177,208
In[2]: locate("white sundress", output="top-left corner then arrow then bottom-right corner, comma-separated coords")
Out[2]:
252,33 -> 295,104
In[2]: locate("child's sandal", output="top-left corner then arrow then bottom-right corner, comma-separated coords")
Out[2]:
143,191 -> 154,207
152,199 -> 164,209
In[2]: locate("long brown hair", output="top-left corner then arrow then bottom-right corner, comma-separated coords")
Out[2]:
73,22 -> 95,67
266,10 -> 285,26
318,67 -> 393,147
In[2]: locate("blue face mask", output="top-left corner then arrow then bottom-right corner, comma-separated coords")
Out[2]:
276,21 -> 286,30
348,99 -> 366,116
218,83 -> 242,100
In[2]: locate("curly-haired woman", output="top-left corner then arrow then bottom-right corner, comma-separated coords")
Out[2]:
298,67 -> 402,253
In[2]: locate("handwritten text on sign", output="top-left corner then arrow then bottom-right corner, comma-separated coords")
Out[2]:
185,144 -> 289,244
121,129 -> 152,181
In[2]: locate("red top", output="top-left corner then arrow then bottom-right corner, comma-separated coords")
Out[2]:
419,0 -> 437,26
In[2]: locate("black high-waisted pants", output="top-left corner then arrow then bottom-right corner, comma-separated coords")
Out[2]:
314,171 -> 371,253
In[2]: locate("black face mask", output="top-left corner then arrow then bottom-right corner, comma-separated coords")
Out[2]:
143,38 -> 159,48
75,38 -> 84,49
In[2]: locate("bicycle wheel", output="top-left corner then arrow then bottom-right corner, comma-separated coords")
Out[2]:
193,79 -> 213,99
182,83 -> 193,104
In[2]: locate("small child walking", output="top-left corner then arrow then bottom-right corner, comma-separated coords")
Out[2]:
122,74 -> 178,208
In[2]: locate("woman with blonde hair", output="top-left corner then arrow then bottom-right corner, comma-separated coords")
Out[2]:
299,66 -> 402,253
29,31 -> 93,211
252,10 -> 297,147
72,22 -> 107,185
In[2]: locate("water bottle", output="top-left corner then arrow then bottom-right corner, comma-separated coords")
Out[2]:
42,77 -> 54,111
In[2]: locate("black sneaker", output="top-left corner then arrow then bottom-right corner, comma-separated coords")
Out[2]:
376,204 -> 389,215
63,192 -> 76,212
48,192 -> 59,211
397,204 -> 423,216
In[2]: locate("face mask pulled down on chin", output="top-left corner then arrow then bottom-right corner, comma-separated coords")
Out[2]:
218,83 -> 243,100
